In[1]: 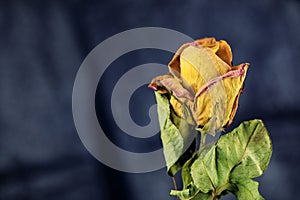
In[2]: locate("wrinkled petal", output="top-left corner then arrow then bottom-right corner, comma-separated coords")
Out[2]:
223,64 -> 249,127
160,78 -> 194,101
168,43 -> 190,75
216,40 -> 233,66
148,74 -> 172,94
194,37 -> 220,52
195,63 -> 249,132
179,44 -> 231,95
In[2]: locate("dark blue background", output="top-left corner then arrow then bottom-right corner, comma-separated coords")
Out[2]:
1,0 -> 300,199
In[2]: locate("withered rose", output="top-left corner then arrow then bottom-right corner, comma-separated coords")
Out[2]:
149,38 -> 249,134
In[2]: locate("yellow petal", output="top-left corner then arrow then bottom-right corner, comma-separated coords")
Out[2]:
223,63 -> 249,127
195,63 -> 249,132
216,40 -> 233,66
179,45 -> 231,93
168,37 -> 220,76
194,37 -> 219,53
170,96 -> 195,126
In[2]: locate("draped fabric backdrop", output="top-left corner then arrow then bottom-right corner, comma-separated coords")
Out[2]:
1,0 -> 300,199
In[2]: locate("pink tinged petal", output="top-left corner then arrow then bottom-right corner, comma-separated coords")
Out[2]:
194,63 -> 248,104
223,63 -> 247,78
148,74 -> 173,94
159,78 -> 194,101
148,84 -> 158,91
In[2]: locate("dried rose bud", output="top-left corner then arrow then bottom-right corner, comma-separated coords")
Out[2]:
149,38 -> 249,134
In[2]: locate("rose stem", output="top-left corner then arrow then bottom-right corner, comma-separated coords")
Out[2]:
172,177 -> 178,191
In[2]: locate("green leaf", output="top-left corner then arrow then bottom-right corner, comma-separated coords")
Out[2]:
191,145 -> 217,193
155,92 -> 196,176
170,183 -> 199,199
192,192 -> 214,200
226,120 -> 273,181
233,180 -> 264,200
171,144 -> 216,200
170,119 -> 272,200
181,151 -> 198,189
168,140 -> 196,176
